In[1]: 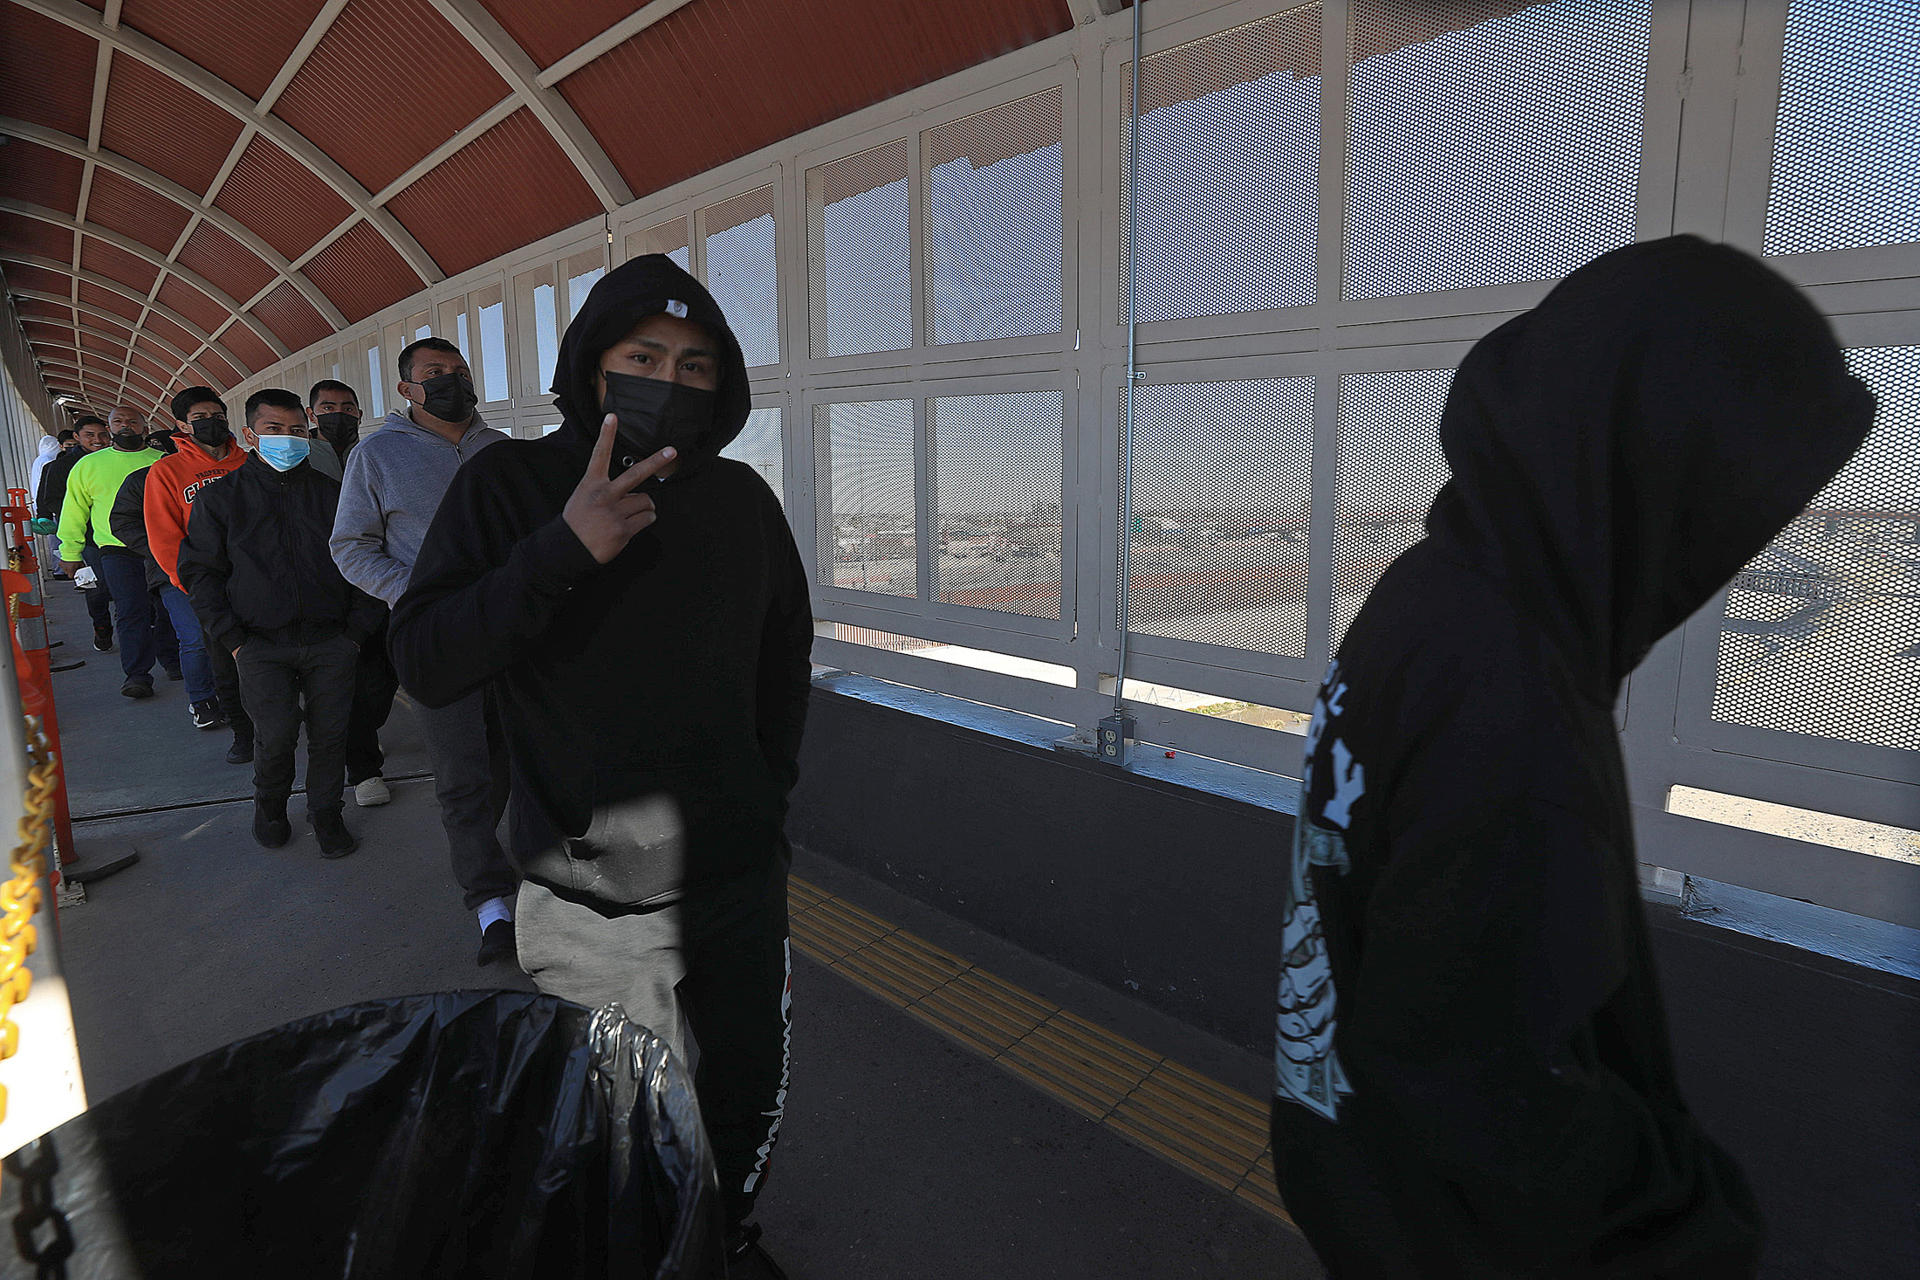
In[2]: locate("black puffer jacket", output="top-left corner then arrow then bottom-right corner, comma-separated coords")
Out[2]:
177,454 -> 383,655
107,466 -> 169,593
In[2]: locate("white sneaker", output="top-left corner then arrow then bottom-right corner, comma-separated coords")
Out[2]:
353,776 -> 392,806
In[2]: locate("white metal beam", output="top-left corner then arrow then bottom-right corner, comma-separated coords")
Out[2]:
368,95 -> 519,206
10,291 -> 204,369
0,200 -> 290,357
0,251 -> 241,375
0,119 -> 352,330
12,0 -> 442,284
426,0 -> 633,210
256,0 -> 351,116
536,0 -> 697,88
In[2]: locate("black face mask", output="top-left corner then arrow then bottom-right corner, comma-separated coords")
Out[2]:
413,372 -> 476,424
601,372 -> 715,478
190,416 -> 232,447
148,428 -> 178,455
315,412 -> 361,454
111,430 -> 146,450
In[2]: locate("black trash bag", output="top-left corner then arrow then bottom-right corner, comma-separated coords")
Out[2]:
1,991 -> 726,1279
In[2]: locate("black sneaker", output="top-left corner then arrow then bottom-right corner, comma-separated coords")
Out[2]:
92,627 -> 113,652
120,679 -> 154,699
162,666 -> 184,681
253,799 -> 291,849
477,918 -> 516,967
189,699 -> 221,730
725,1224 -> 789,1280
312,811 -> 358,860
225,736 -> 253,765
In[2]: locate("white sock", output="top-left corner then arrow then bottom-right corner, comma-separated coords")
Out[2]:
477,895 -> 514,933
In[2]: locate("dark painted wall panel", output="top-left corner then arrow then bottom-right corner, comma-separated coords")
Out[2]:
789,687 -> 1290,1052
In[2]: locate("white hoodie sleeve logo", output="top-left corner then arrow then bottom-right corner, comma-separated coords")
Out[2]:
1275,661 -> 1362,1123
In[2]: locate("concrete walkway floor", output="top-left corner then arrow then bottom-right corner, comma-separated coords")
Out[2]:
35,576 -> 1319,1278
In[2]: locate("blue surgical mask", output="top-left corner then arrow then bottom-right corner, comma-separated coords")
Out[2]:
255,434 -> 310,471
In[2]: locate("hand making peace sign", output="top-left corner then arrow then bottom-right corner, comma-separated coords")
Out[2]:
562,414 -> 677,564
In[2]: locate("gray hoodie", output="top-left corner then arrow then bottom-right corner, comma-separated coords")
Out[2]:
329,408 -> 507,607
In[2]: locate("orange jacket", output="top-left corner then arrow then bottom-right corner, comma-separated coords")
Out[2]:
144,434 -> 248,590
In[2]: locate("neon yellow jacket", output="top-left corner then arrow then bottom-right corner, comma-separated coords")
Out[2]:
57,446 -> 161,562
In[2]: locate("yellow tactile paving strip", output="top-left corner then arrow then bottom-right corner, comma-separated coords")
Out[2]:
788,876 -> 1293,1226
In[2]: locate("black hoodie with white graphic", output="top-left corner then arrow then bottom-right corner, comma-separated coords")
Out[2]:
1270,236 -> 1876,1278
390,255 -> 812,908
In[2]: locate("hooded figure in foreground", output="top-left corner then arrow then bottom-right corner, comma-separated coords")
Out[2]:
391,255 -> 810,1277
1270,236 -> 1876,1277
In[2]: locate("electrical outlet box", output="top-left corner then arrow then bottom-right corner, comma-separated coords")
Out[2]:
1097,714 -> 1134,765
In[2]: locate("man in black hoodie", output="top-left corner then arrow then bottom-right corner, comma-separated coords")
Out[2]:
178,389 -> 383,859
1269,236 -> 1877,1277
392,256 -> 810,1276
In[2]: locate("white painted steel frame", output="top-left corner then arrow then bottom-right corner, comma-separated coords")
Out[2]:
214,0 -> 1918,928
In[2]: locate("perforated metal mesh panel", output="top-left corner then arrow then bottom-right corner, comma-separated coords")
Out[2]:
933,390 -> 1064,619
722,406 -> 785,507
1345,0 -> 1649,300
1334,370 -> 1452,646
1121,6 -> 1321,324
1119,378 -> 1314,656
814,399 -> 916,597
704,186 -> 780,367
1764,1 -> 1920,256
1711,346 -> 1920,752
808,141 -> 912,358
926,89 -> 1064,345
627,218 -> 691,272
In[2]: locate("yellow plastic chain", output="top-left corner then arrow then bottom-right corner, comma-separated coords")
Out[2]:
0,719 -> 57,1123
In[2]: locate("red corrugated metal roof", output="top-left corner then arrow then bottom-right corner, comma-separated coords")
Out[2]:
0,140 -> 85,217
13,298 -> 67,321
84,168 -> 193,256
81,237 -> 161,292
129,349 -> 172,383
477,0 -> 637,68
156,274 -> 223,331
0,8 -> 98,138
100,55 -> 246,197
79,279 -> 145,322
6,0 -> 1086,407
272,0 -> 510,193
143,310 -> 199,355
220,321 -> 273,373
251,281 -> 331,350
559,0 -> 1072,196
121,0 -> 329,101
385,108 -> 599,277
196,348 -> 241,386
2,264 -> 75,296
0,214 -> 76,263
214,135 -> 353,261
175,220 -> 276,305
300,220 -> 415,323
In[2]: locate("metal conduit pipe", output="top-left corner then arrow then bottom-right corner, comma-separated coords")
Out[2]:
1104,0 -> 1145,761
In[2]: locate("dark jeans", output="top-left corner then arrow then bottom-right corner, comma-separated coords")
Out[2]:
155,584 -> 213,703
416,688 -> 517,911
516,857 -> 792,1228
206,633 -> 254,743
96,551 -> 178,683
237,634 -> 356,819
346,615 -> 399,786
80,544 -> 112,632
